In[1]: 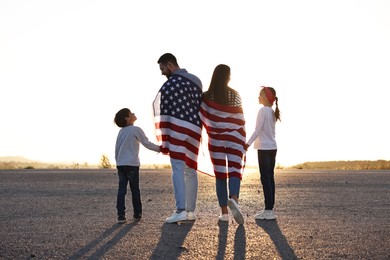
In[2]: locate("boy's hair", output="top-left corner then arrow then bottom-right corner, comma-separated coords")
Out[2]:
114,108 -> 130,127
157,53 -> 178,66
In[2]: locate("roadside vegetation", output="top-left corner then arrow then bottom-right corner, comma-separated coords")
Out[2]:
290,160 -> 390,170
1,157 -> 389,170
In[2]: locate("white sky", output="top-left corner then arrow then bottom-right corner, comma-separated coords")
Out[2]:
1,0 -> 389,167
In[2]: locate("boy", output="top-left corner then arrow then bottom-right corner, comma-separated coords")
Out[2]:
114,108 -> 161,223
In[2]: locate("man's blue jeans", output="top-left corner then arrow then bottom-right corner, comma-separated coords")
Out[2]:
170,158 -> 198,212
116,166 -> 142,218
257,150 -> 277,210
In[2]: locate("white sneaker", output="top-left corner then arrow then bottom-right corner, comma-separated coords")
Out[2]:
165,211 -> 188,223
227,199 -> 244,225
187,211 -> 196,221
218,214 -> 229,222
255,210 -> 277,220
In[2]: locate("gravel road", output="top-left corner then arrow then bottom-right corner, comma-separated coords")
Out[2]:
0,168 -> 389,259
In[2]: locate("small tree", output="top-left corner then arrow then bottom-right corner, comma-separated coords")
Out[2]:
100,154 -> 112,169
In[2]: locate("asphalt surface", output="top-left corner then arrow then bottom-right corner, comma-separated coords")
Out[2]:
0,168 -> 389,259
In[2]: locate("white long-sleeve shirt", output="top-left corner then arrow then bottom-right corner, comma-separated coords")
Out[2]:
246,105 -> 277,150
115,125 -> 160,166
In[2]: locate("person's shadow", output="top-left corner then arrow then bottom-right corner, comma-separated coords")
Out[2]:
233,224 -> 246,259
68,221 -> 137,260
255,219 -> 297,259
216,222 -> 246,260
150,221 -> 194,260
216,221 -> 228,259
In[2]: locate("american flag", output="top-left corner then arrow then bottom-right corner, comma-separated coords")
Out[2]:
199,99 -> 246,179
153,74 -> 203,170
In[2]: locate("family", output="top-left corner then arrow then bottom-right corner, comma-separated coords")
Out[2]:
114,53 -> 281,225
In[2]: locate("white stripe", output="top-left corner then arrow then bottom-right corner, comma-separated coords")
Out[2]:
201,102 -> 244,120
209,151 -> 244,164
156,115 -> 202,134
162,142 -> 198,161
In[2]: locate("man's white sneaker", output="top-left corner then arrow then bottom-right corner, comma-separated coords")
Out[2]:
165,211 -> 188,223
227,199 -> 244,225
255,210 -> 277,220
187,211 -> 196,221
218,214 -> 229,222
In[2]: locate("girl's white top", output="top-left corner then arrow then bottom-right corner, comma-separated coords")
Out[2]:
246,105 -> 277,150
115,125 -> 160,166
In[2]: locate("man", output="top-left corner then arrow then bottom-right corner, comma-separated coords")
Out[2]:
153,53 -> 203,223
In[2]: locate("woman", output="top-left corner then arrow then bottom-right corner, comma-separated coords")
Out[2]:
199,64 -> 246,224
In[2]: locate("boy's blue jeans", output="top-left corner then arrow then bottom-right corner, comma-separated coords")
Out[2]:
116,166 -> 142,218
257,149 -> 277,210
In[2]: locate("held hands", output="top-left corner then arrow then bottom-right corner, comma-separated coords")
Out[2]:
244,143 -> 250,151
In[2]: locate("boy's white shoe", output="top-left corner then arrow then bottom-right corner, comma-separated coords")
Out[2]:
255,210 -> 277,220
227,199 -> 244,225
165,211 -> 187,223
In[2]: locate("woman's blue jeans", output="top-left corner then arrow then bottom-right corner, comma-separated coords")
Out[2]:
116,166 -> 142,218
257,150 -> 277,210
215,177 -> 241,207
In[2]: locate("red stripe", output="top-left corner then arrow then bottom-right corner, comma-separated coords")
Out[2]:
169,151 -> 198,169
160,135 -> 199,155
203,100 -> 244,114
210,157 -> 243,170
202,124 -> 246,139
208,144 -> 244,159
200,108 -> 245,126
155,121 -> 201,140
215,171 -> 243,180
208,133 -> 246,147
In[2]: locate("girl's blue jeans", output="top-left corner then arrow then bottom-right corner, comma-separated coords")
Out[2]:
257,149 -> 277,210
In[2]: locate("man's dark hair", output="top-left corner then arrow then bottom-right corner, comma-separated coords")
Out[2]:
157,53 -> 178,66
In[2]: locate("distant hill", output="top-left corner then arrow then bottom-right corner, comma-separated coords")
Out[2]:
0,156 -> 36,162
290,160 -> 390,170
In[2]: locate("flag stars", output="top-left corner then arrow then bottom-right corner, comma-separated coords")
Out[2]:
158,74 -> 202,127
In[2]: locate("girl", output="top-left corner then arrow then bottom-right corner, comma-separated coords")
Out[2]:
245,86 -> 281,220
